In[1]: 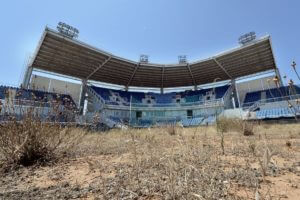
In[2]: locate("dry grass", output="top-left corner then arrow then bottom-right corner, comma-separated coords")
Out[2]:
0,108 -> 85,170
1,121 -> 300,199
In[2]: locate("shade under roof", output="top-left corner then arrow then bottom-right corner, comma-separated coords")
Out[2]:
31,27 -> 277,88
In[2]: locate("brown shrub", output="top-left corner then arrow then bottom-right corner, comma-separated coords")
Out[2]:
216,117 -> 254,136
165,124 -> 177,136
243,122 -> 254,136
0,110 -> 85,168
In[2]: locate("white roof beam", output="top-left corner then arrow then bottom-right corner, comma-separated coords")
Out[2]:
161,66 -> 165,92
213,58 -> 233,79
86,56 -> 111,80
126,63 -> 140,88
186,64 -> 197,88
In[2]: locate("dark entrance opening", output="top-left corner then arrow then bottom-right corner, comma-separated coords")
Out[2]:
136,111 -> 142,119
187,110 -> 193,118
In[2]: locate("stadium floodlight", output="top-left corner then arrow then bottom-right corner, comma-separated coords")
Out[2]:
238,32 -> 256,45
57,22 -> 79,39
140,54 -> 149,63
178,55 -> 187,64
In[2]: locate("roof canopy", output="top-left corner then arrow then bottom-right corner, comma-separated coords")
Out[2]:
31,28 -> 277,88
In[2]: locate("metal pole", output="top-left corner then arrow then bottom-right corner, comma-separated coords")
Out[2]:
129,95 -> 132,126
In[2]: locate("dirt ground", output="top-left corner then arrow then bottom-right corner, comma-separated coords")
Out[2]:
0,123 -> 300,199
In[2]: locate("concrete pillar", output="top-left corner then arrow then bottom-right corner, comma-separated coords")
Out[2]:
231,79 -> 240,108
275,68 -> 284,87
22,66 -> 33,89
79,80 -> 87,114
160,87 -> 164,94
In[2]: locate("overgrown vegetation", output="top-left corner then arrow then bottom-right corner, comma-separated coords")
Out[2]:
216,117 -> 254,136
0,111 -> 300,199
0,108 -> 85,170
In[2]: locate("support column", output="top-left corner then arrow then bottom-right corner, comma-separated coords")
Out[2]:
161,65 -> 165,94
275,68 -> 284,87
79,80 -> 87,114
231,79 -> 240,108
22,66 -> 33,89
186,64 -> 197,90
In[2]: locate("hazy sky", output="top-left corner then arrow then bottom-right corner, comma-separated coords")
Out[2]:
0,0 -> 300,86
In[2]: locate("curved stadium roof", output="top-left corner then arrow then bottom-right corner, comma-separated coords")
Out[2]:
30,27 -> 277,88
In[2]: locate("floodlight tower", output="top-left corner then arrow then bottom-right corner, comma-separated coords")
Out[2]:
57,22 -> 79,39
178,55 -> 187,64
140,55 -> 149,63
238,32 -> 256,45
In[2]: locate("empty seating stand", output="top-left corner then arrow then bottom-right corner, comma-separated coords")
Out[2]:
181,117 -> 204,127
243,85 -> 300,107
256,107 -> 299,119
200,116 -> 216,125
0,85 -> 76,108
243,91 -> 261,107
90,84 -> 230,107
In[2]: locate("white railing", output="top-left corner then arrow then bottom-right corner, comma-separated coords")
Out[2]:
103,98 -> 225,109
86,85 -> 106,104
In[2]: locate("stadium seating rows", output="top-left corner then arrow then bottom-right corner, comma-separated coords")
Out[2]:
0,85 -> 76,108
243,85 -> 300,107
200,115 -> 216,125
181,117 -> 204,126
243,91 -> 261,107
256,106 -> 300,119
107,115 -> 216,127
90,85 -> 230,106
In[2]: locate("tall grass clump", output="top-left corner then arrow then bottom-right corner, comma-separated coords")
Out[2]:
165,123 -> 178,136
217,117 -> 254,136
0,107 -> 85,169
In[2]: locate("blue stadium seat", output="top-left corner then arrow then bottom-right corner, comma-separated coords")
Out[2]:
243,86 -> 300,107
90,84 -> 230,107
243,91 -> 261,107
181,117 -> 203,126
0,85 -> 76,108
256,106 -> 300,119
200,116 -> 216,125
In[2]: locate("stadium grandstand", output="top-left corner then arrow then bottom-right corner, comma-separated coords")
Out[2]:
1,23 -> 300,128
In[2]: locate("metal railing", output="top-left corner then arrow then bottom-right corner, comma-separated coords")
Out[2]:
103,98 -> 225,109
242,94 -> 300,108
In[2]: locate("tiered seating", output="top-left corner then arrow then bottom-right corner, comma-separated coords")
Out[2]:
155,118 -> 178,126
91,86 -> 111,101
243,85 -> 300,107
215,85 -> 230,98
90,84 -> 230,106
185,95 -> 200,103
243,91 -> 261,107
150,93 -> 175,104
91,86 -> 145,105
181,117 -> 203,126
200,116 -> 216,125
139,119 -> 153,127
256,107 -> 299,119
0,85 -> 76,108
181,89 -> 207,103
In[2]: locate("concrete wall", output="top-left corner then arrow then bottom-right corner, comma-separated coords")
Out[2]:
236,76 -> 277,104
30,75 -> 81,106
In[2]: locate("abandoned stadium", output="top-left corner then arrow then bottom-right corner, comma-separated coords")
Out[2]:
1,24 -> 299,128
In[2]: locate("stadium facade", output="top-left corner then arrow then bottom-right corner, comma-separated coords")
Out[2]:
1,25 -> 300,128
